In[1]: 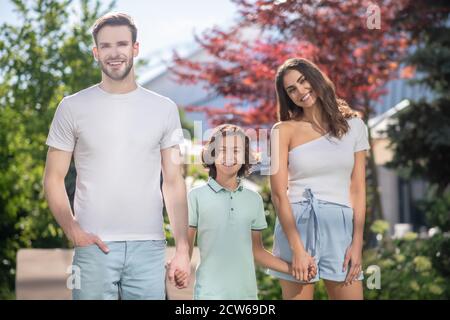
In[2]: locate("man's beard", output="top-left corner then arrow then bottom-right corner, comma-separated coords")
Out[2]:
98,56 -> 133,81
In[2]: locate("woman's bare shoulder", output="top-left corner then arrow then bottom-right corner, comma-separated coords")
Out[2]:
272,120 -> 298,132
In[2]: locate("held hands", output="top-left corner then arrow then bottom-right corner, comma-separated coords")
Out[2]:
165,261 -> 189,289
291,248 -> 317,282
174,268 -> 189,289
166,251 -> 191,289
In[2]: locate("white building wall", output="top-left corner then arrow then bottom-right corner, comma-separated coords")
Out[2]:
377,165 -> 400,233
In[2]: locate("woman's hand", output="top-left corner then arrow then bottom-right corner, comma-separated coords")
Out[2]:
292,248 -> 317,282
343,241 -> 363,285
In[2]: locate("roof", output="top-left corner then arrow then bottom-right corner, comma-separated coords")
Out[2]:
369,99 -> 411,139
137,41 -> 202,86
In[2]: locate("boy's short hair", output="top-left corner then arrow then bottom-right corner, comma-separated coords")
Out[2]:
91,12 -> 137,45
201,124 -> 255,179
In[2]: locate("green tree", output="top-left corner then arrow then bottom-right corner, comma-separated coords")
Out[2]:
382,1 -> 450,298
387,2 -> 450,195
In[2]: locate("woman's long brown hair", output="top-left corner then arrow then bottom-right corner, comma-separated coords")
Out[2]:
275,58 -> 358,138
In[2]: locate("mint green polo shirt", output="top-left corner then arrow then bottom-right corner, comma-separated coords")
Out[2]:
188,177 -> 268,300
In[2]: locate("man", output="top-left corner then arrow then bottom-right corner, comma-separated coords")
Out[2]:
43,12 -> 190,300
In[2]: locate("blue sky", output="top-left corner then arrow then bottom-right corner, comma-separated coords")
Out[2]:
0,0 -> 239,58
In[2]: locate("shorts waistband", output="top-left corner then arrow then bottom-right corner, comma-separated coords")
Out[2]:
292,189 -> 351,209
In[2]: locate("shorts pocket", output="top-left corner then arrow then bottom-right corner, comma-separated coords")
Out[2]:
74,244 -> 96,251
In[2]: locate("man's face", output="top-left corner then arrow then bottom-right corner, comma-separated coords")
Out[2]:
93,25 -> 139,81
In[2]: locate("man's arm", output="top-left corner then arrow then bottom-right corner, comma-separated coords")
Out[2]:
43,147 -> 108,252
161,145 -> 190,288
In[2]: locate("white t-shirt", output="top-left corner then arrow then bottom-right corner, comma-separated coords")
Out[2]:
46,84 -> 184,241
286,117 -> 370,207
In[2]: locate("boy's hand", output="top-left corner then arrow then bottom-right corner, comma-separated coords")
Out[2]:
166,261 -> 189,289
288,259 -> 317,282
287,261 -> 316,282
174,269 -> 189,289
167,251 -> 190,289
307,261 -> 317,281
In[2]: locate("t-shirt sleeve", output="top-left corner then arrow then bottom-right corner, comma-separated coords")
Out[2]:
160,100 -> 184,150
188,190 -> 199,228
252,194 -> 268,230
354,118 -> 370,152
46,98 -> 76,152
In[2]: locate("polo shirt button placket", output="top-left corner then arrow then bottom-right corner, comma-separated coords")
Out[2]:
230,191 -> 235,220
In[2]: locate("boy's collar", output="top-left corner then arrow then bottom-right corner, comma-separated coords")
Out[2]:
207,177 -> 244,193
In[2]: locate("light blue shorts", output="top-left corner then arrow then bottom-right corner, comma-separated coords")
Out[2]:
268,189 -> 364,283
71,240 -> 166,300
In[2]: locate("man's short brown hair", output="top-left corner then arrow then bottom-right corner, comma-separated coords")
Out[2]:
92,12 -> 137,45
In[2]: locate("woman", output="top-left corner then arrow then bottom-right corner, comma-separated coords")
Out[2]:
269,58 -> 370,300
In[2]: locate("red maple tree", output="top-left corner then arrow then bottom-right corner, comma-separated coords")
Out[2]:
171,0 -> 445,223
172,0 -> 424,127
